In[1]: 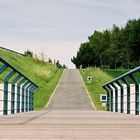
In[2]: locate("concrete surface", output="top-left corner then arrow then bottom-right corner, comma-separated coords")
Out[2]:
0,110 -> 140,140
47,69 -> 93,110
1,69 -> 140,139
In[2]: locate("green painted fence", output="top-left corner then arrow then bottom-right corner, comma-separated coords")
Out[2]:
0,57 -> 38,115
103,66 -> 140,115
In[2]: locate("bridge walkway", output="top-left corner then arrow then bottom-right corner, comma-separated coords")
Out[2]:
0,69 -> 140,139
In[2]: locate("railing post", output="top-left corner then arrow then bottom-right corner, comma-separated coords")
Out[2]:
28,85 -> 34,111
11,74 -> 22,114
30,86 -> 38,111
121,78 -> 130,114
21,81 -> 30,112
103,66 -> 140,115
129,74 -> 139,115
110,82 -> 118,112
103,85 -> 110,111
17,78 -> 27,113
106,85 -> 113,112
116,81 -> 124,113
25,83 -> 33,112
3,70 -> 16,115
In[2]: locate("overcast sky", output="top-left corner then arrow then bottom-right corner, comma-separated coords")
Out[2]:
0,0 -> 140,68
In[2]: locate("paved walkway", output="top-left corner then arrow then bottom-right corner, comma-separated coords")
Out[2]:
1,110 -> 140,139
47,69 -> 93,110
1,69 -> 140,139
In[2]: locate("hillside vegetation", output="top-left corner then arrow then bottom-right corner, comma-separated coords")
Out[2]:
102,69 -> 129,78
0,48 -> 63,110
80,68 -> 127,110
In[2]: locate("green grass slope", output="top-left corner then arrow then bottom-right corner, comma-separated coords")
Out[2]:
80,68 -> 127,110
102,69 -> 128,78
0,48 -> 63,110
103,69 -> 140,83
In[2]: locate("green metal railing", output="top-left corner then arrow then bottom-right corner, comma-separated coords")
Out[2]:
103,66 -> 140,115
0,57 -> 38,115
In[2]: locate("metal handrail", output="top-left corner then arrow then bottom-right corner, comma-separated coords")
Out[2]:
103,66 -> 140,115
0,56 -> 38,115
103,66 -> 140,86
0,57 -> 38,87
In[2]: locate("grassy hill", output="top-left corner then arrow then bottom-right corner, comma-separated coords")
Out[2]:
102,69 -> 128,78
80,68 -> 128,110
0,48 -> 63,110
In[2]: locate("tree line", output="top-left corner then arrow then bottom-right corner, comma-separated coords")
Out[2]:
71,18 -> 140,69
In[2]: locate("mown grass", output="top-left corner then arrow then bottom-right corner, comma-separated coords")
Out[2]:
80,68 -> 113,110
80,67 -> 140,110
102,69 -> 128,79
103,69 -> 140,83
0,48 -> 63,110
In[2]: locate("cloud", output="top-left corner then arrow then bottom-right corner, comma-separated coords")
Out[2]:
0,0 -> 140,68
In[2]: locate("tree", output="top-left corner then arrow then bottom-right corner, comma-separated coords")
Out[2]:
24,50 -> 33,57
71,18 -> 140,69
48,58 -> 52,63
63,64 -> 67,69
56,60 -> 62,68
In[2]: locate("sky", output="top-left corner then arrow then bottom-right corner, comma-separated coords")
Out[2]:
0,0 -> 140,68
